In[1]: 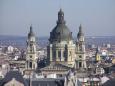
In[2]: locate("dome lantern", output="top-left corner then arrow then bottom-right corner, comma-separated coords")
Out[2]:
57,9 -> 65,24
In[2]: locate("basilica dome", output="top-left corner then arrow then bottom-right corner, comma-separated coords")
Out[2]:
49,9 -> 73,43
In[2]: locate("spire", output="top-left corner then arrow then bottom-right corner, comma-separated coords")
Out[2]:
57,9 -> 65,24
79,24 -> 82,33
77,24 -> 84,37
96,46 -> 100,54
95,46 -> 101,62
28,25 -> 35,37
30,25 -> 33,33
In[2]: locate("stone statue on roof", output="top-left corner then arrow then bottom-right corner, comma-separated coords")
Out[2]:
64,69 -> 77,86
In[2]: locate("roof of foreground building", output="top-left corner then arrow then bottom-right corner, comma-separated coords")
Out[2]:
0,70 -> 28,86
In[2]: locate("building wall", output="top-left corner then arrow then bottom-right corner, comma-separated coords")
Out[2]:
47,40 -> 76,67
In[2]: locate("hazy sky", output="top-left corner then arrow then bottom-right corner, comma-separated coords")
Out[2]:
0,0 -> 115,37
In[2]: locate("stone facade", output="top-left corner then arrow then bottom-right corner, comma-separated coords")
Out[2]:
47,41 -> 76,67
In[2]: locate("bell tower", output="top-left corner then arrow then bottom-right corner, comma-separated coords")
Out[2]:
75,24 -> 87,69
26,25 -> 37,70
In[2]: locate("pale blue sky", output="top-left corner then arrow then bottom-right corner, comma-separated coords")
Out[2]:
0,0 -> 115,37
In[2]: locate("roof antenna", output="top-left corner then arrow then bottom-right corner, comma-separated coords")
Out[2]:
58,0 -> 63,11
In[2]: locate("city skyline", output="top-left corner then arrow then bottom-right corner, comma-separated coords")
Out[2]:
0,0 -> 115,37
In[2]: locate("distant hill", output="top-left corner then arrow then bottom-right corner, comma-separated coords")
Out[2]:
0,35 -> 115,48
86,36 -> 115,45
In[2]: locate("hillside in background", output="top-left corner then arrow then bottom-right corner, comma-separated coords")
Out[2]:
0,35 -> 115,49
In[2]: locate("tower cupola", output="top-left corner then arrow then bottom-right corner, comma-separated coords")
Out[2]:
77,24 -> 84,37
77,24 -> 84,42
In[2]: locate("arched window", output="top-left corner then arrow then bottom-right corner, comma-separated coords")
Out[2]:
79,62 -> 82,67
79,55 -> 82,58
53,51 -> 56,57
30,55 -> 32,58
58,51 -> 61,57
29,62 -> 32,68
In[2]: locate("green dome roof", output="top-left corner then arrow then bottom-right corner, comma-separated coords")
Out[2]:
49,9 -> 73,43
